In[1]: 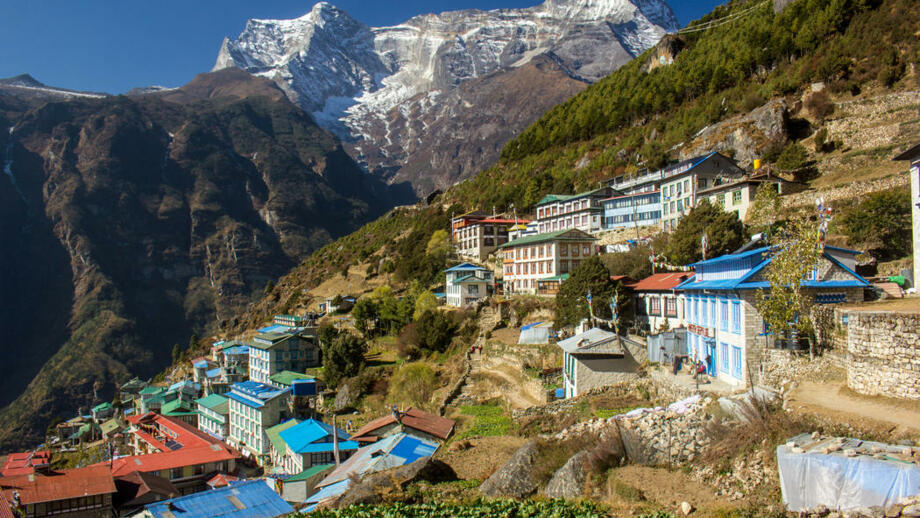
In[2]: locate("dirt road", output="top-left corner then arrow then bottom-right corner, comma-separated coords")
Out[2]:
787,380 -> 920,434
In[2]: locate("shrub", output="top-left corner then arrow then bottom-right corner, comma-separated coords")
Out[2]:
322,331 -> 368,389
837,188 -> 911,260
804,91 -> 835,122
775,142 -> 810,171
414,310 -> 457,353
388,363 -> 437,407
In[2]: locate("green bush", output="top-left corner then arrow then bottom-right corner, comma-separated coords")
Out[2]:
306,499 -> 607,518
837,188 -> 911,260
414,310 -> 457,353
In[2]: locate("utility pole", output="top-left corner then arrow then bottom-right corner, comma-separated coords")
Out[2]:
332,414 -> 340,465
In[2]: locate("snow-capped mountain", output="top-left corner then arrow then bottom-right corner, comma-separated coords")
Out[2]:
214,0 -> 679,194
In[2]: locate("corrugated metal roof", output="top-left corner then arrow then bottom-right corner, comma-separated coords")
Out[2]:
350,408 -> 455,442
286,464 -> 334,483
195,394 -> 229,412
145,479 -> 293,518
499,228 -> 597,249
316,433 -> 439,490
632,272 -> 693,291
278,419 -> 354,454
0,465 -> 116,505
557,328 -> 624,356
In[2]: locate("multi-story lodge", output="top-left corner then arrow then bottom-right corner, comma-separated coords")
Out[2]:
602,190 -> 662,229
247,330 -> 320,385
451,211 -> 528,261
114,413 -> 239,494
499,229 -> 598,295
195,394 -> 229,441
444,263 -> 494,307
0,465 -> 117,518
226,381 -> 291,465
676,245 -> 868,387
534,187 -> 617,234
658,152 -> 744,232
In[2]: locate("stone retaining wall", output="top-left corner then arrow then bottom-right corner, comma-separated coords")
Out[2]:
845,311 -> 920,400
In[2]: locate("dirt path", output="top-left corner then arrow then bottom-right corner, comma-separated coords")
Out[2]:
787,381 -> 920,435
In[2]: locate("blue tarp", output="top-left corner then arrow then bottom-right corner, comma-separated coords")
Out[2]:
520,321 -> 543,331
555,388 -> 564,399
205,367 -> 222,379
145,479 -> 293,518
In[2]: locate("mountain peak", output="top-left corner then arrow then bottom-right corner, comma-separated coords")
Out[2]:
0,74 -> 45,88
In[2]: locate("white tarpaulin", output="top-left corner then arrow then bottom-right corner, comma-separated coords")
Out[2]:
518,321 -> 554,344
777,433 -> 920,511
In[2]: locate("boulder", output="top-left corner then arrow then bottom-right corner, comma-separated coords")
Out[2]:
479,440 -> 541,498
543,451 -> 589,499
333,383 -> 356,411
336,457 -> 457,507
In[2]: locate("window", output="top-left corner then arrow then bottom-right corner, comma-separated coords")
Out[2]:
732,190 -> 742,204
560,244 -> 567,256
719,300 -> 729,331
731,346 -> 742,379
709,299 -> 715,327
720,342 -> 729,372
677,199 -> 683,211
732,302 -> 741,334
583,245 -> 590,255
571,245 -> 579,257
665,297 -> 677,317
560,260 -> 569,273
670,201 -> 675,213
649,297 -> 661,316
170,468 -> 183,480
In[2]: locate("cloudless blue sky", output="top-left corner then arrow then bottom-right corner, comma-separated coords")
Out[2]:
0,1 -> 723,94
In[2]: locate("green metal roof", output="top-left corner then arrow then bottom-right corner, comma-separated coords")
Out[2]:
286,464 -> 334,482
498,229 -> 597,249
195,393 -> 229,413
100,418 -> 122,435
452,274 -> 491,284
161,399 -> 192,415
266,419 -> 301,454
139,386 -> 165,395
538,274 -> 570,282
92,402 -> 113,412
269,370 -> 315,387
536,187 -> 611,206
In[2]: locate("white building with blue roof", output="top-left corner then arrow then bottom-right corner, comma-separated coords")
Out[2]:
278,419 -> 358,474
226,381 -> 291,465
676,245 -> 868,387
444,263 -> 494,307
140,479 -> 293,518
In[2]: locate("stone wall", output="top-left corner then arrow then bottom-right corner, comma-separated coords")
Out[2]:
845,311 -> 920,400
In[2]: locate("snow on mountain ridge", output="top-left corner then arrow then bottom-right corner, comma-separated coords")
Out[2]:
214,0 -> 678,190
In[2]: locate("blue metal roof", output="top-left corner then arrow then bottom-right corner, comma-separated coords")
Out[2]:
278,419 -> 355,454
205,367 -> 222,378
315,433 -> 439,491
223,345 -> 250,356
145,479 -> 293,518
445,262 -> 488,272
688,246 -> 771,267
824,245 -> 863,255
305,479 -> 351,506
229,381 -> 289,408
193,360 -> 209,369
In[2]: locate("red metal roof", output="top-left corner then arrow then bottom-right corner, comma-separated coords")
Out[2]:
350,407 -> 455,442
106,443 -> 239,477
0,465 -> 116,505
1,451 -> 51,477
114,470 -> 179,503
632,272 -> 693,291
0,492 -> 15,518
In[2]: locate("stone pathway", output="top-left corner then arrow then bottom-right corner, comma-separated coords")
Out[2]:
787,380 -> 920,434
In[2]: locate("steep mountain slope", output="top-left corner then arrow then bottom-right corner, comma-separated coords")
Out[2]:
229,0 -> 920,329
213,0 -> 679,194
0,70 -> 411,450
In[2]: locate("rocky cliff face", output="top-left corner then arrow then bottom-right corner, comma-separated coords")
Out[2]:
0,69 -> 410,450
214,0 -> 678,194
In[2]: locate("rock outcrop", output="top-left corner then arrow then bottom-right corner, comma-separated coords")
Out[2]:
543,450 -> 590,499
679,100 -> 788,167
479,440 -> 542,498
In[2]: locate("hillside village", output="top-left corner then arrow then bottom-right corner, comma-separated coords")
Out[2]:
2,138 -> 919,518
3,0 -> 920,516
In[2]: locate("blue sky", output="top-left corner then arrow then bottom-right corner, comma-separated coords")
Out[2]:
0,1 -> 723,94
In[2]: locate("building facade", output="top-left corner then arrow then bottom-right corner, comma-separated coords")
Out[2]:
278,419 -> 358,475
658,153 -> 744,232
677,246 -> 868,387
499,229 -> 598,295
559,328 -> 638,398
534,187 -> 617,234
444,263 -> 494,307
226,381 -> 291,464
632,272 -> 693,333
451,212 -> 526,261
247,331 -> 320,385
602,190 -> 662,229
195,394 -> 229,440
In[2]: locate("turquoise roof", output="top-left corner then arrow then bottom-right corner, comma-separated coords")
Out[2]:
445,262 -> 489,272
195,393 -> 229,412
498,228 -> 596,249
278,419 -> 357,454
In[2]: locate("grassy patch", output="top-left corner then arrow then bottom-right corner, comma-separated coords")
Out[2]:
592,406 -> 641,420
457,402 -> 512,439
